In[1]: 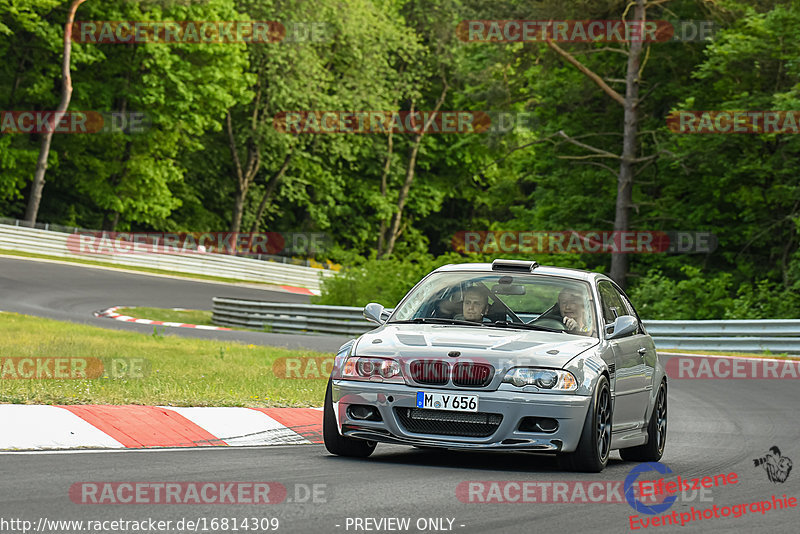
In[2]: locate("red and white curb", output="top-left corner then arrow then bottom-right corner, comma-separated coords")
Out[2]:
0,405 -> 323,450
279,285 -> 321,296
94,306 -> 232,331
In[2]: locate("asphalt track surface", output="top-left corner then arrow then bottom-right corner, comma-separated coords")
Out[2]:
1,357 -> 798,534
1,257 -> 798,532
0,256 -> 350,352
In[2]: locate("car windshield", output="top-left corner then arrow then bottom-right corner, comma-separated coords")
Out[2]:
389,271 -> 597,337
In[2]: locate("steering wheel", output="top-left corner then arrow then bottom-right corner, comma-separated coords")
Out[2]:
531,316 -> 567,331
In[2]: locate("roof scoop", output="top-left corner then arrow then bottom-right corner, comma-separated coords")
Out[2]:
491,259 -> 539,272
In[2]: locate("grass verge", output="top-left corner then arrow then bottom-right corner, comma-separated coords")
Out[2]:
0,312 -> 328,407
116,307 -> 214,326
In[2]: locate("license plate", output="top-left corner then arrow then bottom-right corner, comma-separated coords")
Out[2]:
416,391 -> 478,412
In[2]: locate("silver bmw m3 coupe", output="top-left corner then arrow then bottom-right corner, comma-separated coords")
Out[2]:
323,259 -> 667,472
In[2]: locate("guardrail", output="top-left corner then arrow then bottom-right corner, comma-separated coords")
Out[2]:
647,319 -> 800,353
212,299 -> 374,336
211,299 -> 800,353
0,217 -> 338,269
0,223 -> 334,291
644,320 -> 800,337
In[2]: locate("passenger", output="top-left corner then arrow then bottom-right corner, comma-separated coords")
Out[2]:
558,288 -> 590,335
454,287 -> 489,322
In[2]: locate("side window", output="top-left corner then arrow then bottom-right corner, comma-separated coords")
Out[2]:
615,285 -> 643,335
597,281 -> 626,326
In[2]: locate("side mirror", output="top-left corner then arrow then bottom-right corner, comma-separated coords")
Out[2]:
364,303 -> 387,325
605,315 -> 638,340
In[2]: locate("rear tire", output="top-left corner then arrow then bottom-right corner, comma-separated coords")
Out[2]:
323,379 -> 376,458
620,380 -> 667,462
558,375 -> 612,473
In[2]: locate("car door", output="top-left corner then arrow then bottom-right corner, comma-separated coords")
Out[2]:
615,284 -> 657,421
597,281 -> 650,431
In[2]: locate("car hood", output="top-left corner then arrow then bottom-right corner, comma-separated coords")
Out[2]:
355,323 -> 599,369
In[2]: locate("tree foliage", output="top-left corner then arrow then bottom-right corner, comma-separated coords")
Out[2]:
1,0 -> 798,318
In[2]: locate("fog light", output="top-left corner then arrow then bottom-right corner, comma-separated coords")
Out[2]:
348,405 -> 382,421
519,417 -> 559,433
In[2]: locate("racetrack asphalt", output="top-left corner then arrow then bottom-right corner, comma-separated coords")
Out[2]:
0,256 -> 350,352
1,355 -> 798,533
1,256 -> 798,533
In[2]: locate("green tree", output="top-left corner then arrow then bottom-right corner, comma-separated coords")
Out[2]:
222,0 -> 422,236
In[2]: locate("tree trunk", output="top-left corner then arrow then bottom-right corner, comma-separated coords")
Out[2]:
226,72 -> 266,234
226,110 -> 261,234
383,81 -> 448,257
230,188 -> 246,234
383,133 -> 422,257
101,210 -> 121,231
249,150 -> 294,234
546,1 -> 649,288
610,0 -> 645,288
376,131 -> 393,255
24,0 -> 87,227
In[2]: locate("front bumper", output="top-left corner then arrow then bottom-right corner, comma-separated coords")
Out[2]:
332,380 -> 592,452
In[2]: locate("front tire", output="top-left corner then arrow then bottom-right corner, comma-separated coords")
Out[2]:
620,380 -> 667,462
323,379 -> 376,458
559,375 -> 612,473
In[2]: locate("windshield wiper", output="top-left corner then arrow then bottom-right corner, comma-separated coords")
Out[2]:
390,317 -> 486,327
487,320 -> 561,332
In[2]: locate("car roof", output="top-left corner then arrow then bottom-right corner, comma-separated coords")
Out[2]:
432,262 -> 608,283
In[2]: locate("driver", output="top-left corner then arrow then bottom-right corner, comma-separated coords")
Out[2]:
558,288 -> 590,335
454,287 -> 489,322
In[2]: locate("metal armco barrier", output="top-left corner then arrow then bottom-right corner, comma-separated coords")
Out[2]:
644,320 -> 800,337
211,299 -> 800,353
647,319 -> 800,353
212,299 -> 374,336
649,336 -> 800,353
0,224 -> 335,291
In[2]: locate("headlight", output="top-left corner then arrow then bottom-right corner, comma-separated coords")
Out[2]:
502,368 -> 577,391
342,357 -> 403,382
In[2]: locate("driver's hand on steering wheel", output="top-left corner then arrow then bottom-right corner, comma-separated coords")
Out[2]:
563,316 -> 579,332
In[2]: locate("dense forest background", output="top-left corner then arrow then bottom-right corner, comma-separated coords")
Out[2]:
1,0 -> 799,318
